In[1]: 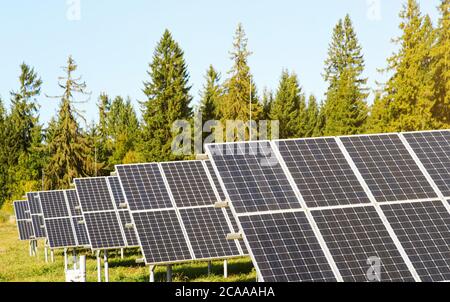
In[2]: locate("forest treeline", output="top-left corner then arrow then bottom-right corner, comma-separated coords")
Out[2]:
0,0 -> 449,209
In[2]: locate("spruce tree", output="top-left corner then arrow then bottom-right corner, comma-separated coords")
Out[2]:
431,0 -> 450,128
322,15 -> 368,135
380,0 -> 436,131
44,56 -> 94,189
305,95 -> 320,137
260,88 -> 274,121
141,29 -> 193,161
221,23 -> 262,124
199,65 -> 222,122
270,70 -> 307,138
108,96 -> 141,166
0,98 -> 8,206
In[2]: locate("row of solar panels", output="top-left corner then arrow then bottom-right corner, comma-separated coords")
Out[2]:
13,130 -> 450,282
204,130 -> 450,282
14,160 -> 247,267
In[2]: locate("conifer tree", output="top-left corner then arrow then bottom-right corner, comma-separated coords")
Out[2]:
199,65 -> 222,122
305,95 -> 320,137
141,30 -> 193,161
380,0 -> 436,131
260,88 -> 274,121
221,23 -> 261,124
44,56 -> 94,189
107,96 -> 141,166
366,92 -> 390,133
431,0 -> 450,128
270,70 -> 307,138
0,98 -> 8,205
322,15 -> 368,135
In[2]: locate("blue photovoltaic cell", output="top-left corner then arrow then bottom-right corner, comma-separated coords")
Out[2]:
75,178 -> 115,212
39,191 -> 70,218
108,176 -> 126,208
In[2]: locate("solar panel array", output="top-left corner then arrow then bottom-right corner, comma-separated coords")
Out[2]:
206,130 -> 450,282
26,193 -> 46,239
116,160 -> 246,265
13,200 -> 34,241
74,177 -> 127,250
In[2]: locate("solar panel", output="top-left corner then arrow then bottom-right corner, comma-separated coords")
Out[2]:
83,211 -> 125,250
205,141 -> 301,214
381,200 -> 450,282
116,164 -> 172,211
277,138 -> 371,207
118,210 -> 139,247
239,211 -> 336,282
72,216 -> 90,246
26,193 -> 46,239
65,189 -> 83,216
13,200 -> 30,220
340,134 -> 437,202
161,161 -> 217,207
13,200 -> 34,241
116,160 -> 245,265
108,176 -> 126,208
74,177 -> 127,250
311,205 -> 415,282
38,191 -> 80,249
180,207 -> 241,259
133,210 -> 192,264
402,130 -> 450,198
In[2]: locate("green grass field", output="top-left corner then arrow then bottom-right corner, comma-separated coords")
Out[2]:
0,221 -> 256,282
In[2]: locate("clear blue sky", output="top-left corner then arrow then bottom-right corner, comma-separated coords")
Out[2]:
0,0 -> 441,126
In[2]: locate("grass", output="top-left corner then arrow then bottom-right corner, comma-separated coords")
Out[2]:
0,220 -> 256,282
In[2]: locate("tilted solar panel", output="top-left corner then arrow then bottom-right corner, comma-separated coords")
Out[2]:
161,161 -> 217,207
27,192 -> 42,215
340,134 -> 437,202
277,138 -> 371,207
38,191 -> 80,249
26,193 -> 46,239
239,211 -> 336,282
74,177 -> 126,250
108,176 -> 126,208
206,141 -> 301,214
381,200 -> 450,282
72,216 -> 90,246
118,210 -> 139,247
116,164 -> 173,211
65,189 -> 83,216
205,160 -> 226,201
402,130 -> 450,198
116,160 -> 246,265
311,205 -> 415,282
13,200 -> 34,241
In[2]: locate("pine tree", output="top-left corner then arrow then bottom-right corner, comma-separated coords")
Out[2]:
44,56 -> 94,189
141,30 -> 193,161
270,70 -> 307,138
305,95 -> 320,137
199,65 -> 222,122
380,0 -> 436,131
221,23 -> 262,124
260,88 -> 274,121
431,0 -> 450,128
0,98 -> 8,206
322,15 -> 368,135
366,92 -> 390,133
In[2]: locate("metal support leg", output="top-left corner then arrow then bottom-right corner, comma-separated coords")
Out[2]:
207,261 -> 212,275
29,241 -> 32,256
73,249 -> 77,270
96,250 -> 102,282
120,248 -> 124,259
79,256 -> 87,282
149,265 -> 155,282
166,265 -> 173,282
64,248 -> 68,271
44,244 -> 48,263
224,260 -> 228,279
50,249 -> 54,263
104,250 -> 109,282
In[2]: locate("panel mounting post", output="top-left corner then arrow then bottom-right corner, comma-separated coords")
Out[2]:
149,265 -> 155,282
64,248 -> 68,271
224,260 -> 228,279
73,248 -> 77,270
50,249 -> 54,263
96,250 -> 101,282
207,261 -> 212,275
120,248 -> 124,259
166,264 -> 173,282
104,250 -> 109,282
